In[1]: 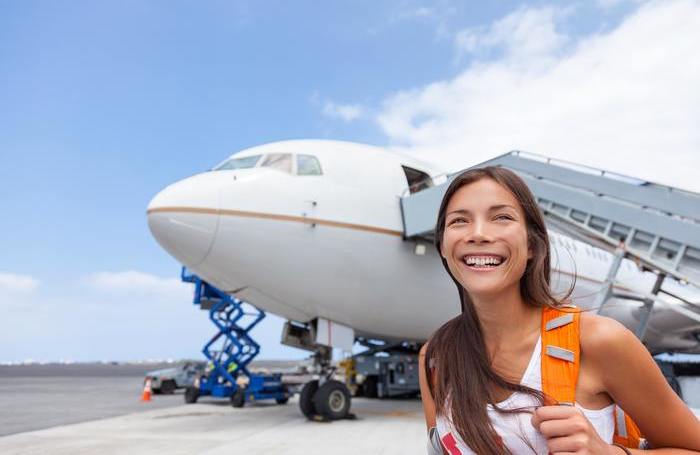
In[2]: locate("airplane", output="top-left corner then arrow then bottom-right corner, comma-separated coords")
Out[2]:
146,139 -> 700,420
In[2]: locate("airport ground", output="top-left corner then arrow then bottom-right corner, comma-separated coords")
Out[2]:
0,363 -> 186,436
1,363 -> 698,454
0,363 -> 424,454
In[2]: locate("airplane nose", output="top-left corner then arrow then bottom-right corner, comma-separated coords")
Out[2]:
147,173 -> 220,268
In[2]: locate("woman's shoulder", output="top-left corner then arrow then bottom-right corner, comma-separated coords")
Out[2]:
579,311 -> 638,364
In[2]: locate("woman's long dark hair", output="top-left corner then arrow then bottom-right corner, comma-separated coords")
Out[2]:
424,166 -> 574,454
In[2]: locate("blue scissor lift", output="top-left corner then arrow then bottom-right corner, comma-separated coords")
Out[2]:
181,268 -> 290,407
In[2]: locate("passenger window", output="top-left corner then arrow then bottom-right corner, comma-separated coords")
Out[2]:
213,155 -> 261,171
260,153 -> 293,174
402,166 -> 432,194
297,154 -> 323,176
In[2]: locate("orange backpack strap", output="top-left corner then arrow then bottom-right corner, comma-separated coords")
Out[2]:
613,405 -> 647,449
541,306 -> 647,449
540,306 -> 580,406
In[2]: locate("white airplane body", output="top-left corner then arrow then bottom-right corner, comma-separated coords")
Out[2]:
147,140 -> 700,354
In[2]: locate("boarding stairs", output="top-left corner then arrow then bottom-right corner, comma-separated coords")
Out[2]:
400,151 -> 700,343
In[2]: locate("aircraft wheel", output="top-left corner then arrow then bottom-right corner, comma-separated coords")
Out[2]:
299,380 -> 319,419
314,380 -> 351,420
231,388 -> 246,408
184,386 -> 199,404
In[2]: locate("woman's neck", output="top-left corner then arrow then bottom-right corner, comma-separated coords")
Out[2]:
471,285 -> 541,352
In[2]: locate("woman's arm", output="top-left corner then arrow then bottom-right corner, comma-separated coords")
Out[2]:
420,342 -> 448,455
584,314 -> 700,452
533,314 -> 700,454
419,342 -> 437,430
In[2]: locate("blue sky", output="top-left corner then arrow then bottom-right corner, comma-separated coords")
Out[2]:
2,0 -> 698,362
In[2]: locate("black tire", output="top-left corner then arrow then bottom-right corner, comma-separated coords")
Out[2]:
313,380 -> 351,420
276,395 -> 289,405
231,388 -> 246,408
152,388 -> 162,395
184,386 -> 199,404
299,380 -> 319,419
160,380 -> 176,395
363,376 -> 378,398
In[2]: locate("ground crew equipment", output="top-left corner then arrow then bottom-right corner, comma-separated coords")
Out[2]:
180,268 -> 290,407
140,377 -> 153,402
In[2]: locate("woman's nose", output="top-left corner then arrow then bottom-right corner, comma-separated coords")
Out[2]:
468,219 -> 491,243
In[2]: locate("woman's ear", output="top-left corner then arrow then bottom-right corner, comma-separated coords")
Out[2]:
438,241 -> 446,259
526,239 -> 534,260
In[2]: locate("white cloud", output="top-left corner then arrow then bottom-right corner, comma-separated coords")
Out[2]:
85,270 -> 191,301
388,3 -> 457,41
377,0 -> 700,192
596,0 -> 645,9
395,6 -> 436,20
454,7 -> 569,65
0,272 -> 40,294
322,101 -> 364,122
0,270 -> 306,362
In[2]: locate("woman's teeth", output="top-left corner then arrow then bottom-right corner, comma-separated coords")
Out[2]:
464,256 -> 503,268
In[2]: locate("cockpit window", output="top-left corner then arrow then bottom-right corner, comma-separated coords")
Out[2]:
213,155 -> 261,171
297,154 -> 323,176
260,153 -> 293,174
402,165 -> 433,194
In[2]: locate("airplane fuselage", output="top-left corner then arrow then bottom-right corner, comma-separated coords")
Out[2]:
147,140 -> 700,353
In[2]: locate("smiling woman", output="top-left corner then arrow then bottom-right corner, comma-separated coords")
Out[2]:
419,167 -> 700,454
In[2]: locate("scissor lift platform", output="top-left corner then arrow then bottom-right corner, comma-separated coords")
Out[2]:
181,268 -> 290,407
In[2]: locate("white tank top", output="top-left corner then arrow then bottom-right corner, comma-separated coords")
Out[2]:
435,336 -> 615,454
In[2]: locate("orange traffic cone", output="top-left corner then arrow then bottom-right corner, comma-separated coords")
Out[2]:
141,377 -> 152,402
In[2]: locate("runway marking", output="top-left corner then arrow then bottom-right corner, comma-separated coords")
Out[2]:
147,206 -> 404,237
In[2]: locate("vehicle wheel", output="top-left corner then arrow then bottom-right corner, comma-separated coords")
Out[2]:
160,380 -> 176,395
363,376 -> 378,398
299,380 -> 319,419
184,386 -> 199,404
152,388 -> 162,395
231,388 -> 246,408
276,393 -> 289,405
313,380 -> 351,420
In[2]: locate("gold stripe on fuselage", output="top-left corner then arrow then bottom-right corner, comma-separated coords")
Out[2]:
146,206 -> 635,292
146,206 -> 404,237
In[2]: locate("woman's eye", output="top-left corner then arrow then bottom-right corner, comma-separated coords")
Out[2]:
449,218 -> 466,225
495,214 -> 514,221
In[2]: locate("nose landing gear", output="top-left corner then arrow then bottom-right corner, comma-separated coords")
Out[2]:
297,346 -> 354,421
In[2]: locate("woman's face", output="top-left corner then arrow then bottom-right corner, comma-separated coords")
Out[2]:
440,178 -> 532,300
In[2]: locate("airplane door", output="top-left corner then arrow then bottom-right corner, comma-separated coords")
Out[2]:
295,154 -> 323,227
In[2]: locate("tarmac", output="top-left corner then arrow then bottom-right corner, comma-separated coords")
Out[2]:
0,396 -> 426,455
1,363 -> 698,454
0,376 -> 183,436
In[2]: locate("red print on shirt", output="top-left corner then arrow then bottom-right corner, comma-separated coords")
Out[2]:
441,432 -> 463,455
